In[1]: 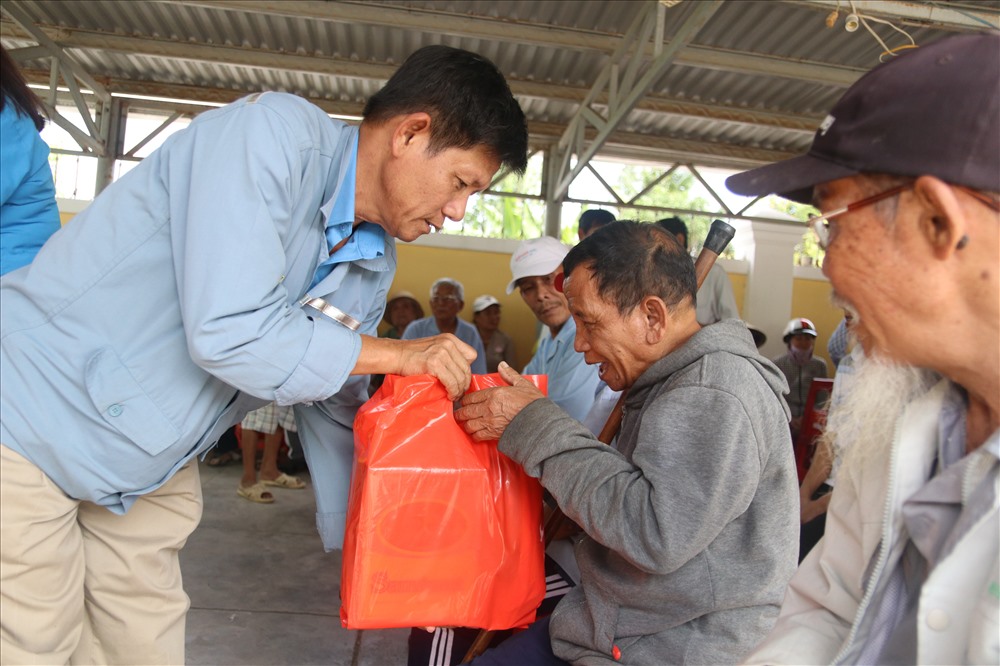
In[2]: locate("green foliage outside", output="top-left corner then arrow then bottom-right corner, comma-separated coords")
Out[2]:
456,152 -> 546,239
767,198 -> 825,267
603,165 -> 717,254
456,155 -> 826,269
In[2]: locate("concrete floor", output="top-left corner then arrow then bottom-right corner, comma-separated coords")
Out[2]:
182,459 -> 410,665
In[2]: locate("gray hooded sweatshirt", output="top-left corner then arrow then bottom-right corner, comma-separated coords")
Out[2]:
500,319 -> 798,665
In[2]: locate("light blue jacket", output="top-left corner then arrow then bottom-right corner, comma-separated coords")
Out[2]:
0,99 -> 61,275
524,317 -> 601,422
0,92 -> 395,550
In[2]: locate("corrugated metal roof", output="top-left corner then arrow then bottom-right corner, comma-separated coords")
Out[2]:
2,0 -> 994,168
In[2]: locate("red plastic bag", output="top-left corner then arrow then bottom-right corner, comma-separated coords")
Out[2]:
340,373 -> 547,630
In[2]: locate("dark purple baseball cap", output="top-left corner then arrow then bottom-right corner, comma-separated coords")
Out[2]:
726,32 -> 1000,204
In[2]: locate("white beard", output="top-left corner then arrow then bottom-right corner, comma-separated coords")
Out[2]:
825,352 -> 941,477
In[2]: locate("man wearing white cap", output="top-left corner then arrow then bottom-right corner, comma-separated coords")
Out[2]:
506,237 -> 601,422
472,295 -> 515,374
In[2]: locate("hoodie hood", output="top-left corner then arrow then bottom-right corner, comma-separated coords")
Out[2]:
629,319 -> 791,420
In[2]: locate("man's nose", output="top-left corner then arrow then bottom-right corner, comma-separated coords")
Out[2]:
537,283 -> 558,301
443,195 -> 469,222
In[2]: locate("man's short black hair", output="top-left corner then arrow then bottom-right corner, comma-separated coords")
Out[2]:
656,216 -> 688,250
564,221 -> 697,315
578,209 -> 616,236
363,45 -> 528,174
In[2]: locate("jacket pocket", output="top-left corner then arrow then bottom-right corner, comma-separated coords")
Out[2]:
85,347 -> 181,455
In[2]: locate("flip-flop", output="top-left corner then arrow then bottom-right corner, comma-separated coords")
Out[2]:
261,473 -> 306,490
237,483 -> 275,503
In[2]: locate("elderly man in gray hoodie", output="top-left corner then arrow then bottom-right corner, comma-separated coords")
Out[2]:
456,221 -> 798,665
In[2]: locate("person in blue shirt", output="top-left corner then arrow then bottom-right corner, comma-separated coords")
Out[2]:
0,45 -> 61,275
507,236 -> 602,422
0,45 -> 527,665
402,277 -> 487,374
826,317 -> 849,368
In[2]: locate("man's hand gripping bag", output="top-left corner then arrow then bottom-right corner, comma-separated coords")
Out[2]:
340,373 -> 547,630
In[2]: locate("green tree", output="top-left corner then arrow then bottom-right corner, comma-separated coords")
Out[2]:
456,156 -> 735,246
457,153 -> 545,239
767,198 -> 824,266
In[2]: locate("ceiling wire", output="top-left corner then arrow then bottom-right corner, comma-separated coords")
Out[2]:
848,0 -> 918,62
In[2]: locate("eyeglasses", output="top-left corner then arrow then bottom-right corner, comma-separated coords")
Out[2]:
808,183 -> 1000,249
807,183 -> 911,249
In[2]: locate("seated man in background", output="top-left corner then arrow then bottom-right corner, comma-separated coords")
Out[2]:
370,290 -> 425,394
727,32 -> 998,664
507,236 -> 601,422
577,208 -> 615,241
656,216 -> 739,325
826,316 -> 849,368
458,221 -> 798,665
472,294 -> 516,374
381,291 -> 424,339
772,317 -> 828,439
403,277 -> 487,374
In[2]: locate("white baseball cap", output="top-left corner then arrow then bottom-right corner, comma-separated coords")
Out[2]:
506,237 -> 569,295
472,295 -> 500,313
782,317 -> 818,343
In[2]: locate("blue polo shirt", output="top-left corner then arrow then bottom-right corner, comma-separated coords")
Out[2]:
524,317 -> 601,421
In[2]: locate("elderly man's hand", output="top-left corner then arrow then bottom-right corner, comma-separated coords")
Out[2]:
455,362 -> 545,441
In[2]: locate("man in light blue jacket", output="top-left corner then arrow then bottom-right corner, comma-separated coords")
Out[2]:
0,45 -> 527,665
508,236 -> 602,422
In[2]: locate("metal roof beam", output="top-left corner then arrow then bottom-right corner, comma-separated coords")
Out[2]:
156,0 -> 865,86
21,70 -> 796,170
0,20 -> 821,134
549,1 -> 723,201
1,2 -> 111,102
1,1 -> 112,155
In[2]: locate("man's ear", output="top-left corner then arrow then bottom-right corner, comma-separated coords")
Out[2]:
640,296 -> 669,344
390,112 -> 432,156
912,175 -> 969,259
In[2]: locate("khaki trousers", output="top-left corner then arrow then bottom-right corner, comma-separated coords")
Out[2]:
0,444 -> 203,665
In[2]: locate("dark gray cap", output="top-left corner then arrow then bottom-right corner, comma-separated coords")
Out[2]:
726,32 -> 1000,204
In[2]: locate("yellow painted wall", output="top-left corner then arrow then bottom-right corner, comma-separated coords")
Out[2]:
387,249 -> 842,374
391,244 -> 541,370
728,273 -> 747,318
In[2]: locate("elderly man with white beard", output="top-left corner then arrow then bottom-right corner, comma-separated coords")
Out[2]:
727,32 -> 999,664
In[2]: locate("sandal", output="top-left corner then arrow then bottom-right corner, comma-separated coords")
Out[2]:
261,472 -> 306,490
237,483 -> 275,503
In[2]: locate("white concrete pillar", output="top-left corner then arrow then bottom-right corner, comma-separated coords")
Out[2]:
732,216 -> 805,359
